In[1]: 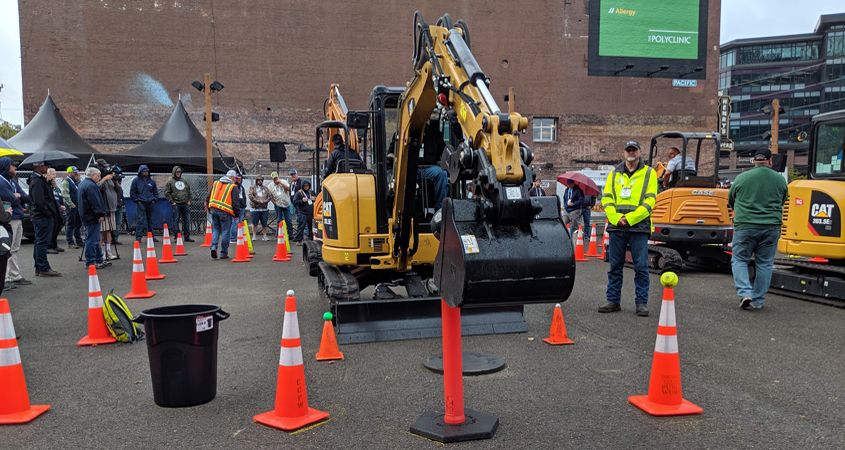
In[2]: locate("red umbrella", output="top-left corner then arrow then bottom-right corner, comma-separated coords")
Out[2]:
556,172 -> 601,197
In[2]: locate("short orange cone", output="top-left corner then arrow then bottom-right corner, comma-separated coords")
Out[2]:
272,231 -> 290,262
174,233 -> 188,256
316,312 -> 343,361
809,257 -> 829,263
201,220 -> 213,247
77,265 -> 117,346
585,223 -> 600,257
159,224 -> 178,263
574,226 -> 589,262
601,222 -> 610,261
126,241 -> 155,299
629,273 -> 702,416
542,303 -> 574,345
145,233 -> 165,279
254,290 -> 329,431
0,298 -> 50,424
232,223 -> 250,263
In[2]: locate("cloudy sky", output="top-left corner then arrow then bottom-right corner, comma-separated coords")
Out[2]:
1,0 -> 844,126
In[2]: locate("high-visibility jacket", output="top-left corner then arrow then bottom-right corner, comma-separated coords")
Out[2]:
602,160 -> 658,234
209,180 -> 236,216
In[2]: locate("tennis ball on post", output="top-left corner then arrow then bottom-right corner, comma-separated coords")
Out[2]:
323,312 -> 333,321
660,271 -> 678,287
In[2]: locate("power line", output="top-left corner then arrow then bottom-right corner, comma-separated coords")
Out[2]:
724,61 -> 827,90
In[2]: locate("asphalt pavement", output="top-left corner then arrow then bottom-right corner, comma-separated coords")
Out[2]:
3,236 -> 845,449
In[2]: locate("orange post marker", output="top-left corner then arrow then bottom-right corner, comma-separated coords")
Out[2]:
0,298 -> 50,424
126,241 -> 155,299
272,231 -> 290,262
542,303 -> 574,345
629,281 -> 703,416
145,233 -> 165,279
201,220 -> 213,247
174,233 -> 188,256
574,227 -> 589,262
232,223 -> 250,263
254,290 -> 329,431
159,224 -> 178,263
77,265 -> 117,346
585,223 -> 600,257
316,312 -> 343,361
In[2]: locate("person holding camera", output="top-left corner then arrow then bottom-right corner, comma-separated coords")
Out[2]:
164,165 -> 193,242
130,164 -> 158,242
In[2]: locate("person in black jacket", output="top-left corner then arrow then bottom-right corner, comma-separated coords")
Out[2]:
323,134 -> 363,178
78,167 -> 107,268
28,161 -> 61,277
292,180 -> 315,244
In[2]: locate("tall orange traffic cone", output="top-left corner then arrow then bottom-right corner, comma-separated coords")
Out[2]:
232,223 -> 250,263
77,265 -> 117,346
254,290 -> 329,431
272,231 -> 290,262
126,241 -> 155,299
601,222 -> 610,261
0,298 -> 50,424
574,227 -> 589,262
585,223 -> 600,257
629,274 -> 702,416
316,312 -> 343,361
159,224 -> 178,263
145,233 -> 165,279
174,233 -> 188,256
542,303 -> 574,345
201,220 -> 213,247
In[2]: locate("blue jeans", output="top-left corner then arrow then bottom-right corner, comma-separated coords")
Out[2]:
135,201 -> 155,241
211,209 -> 233,256
230,208 -> 245,241
112,206 -> 124,242
418,166 -> 449,210
274,204 -> 293,238
32,217 -> 53,272
65,207 -> 83,246
84,222 -> 104,266
581,208 -> 592,241
731,227 -> 779,307
171,203 -> 191,240
606,230 -> 650,305
293,214 -> 313,242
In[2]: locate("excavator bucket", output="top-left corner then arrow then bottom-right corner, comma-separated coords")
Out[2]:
434,196 -> 575,308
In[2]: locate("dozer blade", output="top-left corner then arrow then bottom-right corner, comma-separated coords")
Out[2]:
434,196 -> 575,308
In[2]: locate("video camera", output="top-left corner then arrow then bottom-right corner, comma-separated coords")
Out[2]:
95,158 -> 124,180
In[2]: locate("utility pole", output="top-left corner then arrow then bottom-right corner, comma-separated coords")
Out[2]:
204,73 -> 213,189
770,98 -> 779,155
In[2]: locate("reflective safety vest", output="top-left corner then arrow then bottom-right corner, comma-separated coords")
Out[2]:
602,160 -> 658,233
209,180 -> 235,215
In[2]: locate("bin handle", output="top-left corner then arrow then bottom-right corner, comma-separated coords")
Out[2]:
215,310 -> 230,321
132,315 -> 144,324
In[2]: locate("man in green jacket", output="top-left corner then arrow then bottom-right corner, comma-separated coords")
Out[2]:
728,148 -> 788,310
164,166 -> 194,242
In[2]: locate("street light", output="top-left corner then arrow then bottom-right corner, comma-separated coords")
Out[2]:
191,75 -> 224,181
614,64 -> 635,76
647,65 -> 670,77
678,67 -> 703,78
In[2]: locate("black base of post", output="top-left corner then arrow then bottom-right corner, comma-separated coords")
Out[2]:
410,409 -> 498,443
422,353 -> 506,376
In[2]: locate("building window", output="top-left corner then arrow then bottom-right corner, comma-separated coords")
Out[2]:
828,31 -> 845,57
533,118 -> 557,142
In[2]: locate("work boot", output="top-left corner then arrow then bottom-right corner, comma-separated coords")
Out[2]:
38,270 -> 62,277
598,302 -> 621,313
211,249 -> 218,259
68,243 -> 79,249
635,304 -> 649,317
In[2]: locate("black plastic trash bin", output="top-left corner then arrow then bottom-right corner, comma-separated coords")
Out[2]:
134,304 -> 230,407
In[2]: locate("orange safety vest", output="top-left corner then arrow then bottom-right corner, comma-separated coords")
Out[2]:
209,180 -> 235,215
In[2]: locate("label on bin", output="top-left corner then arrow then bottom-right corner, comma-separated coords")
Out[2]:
461,235 -> 480,254
196,315 -> 213,332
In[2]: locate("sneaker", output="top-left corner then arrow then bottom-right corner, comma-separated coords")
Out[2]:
68,244 -> 79,249
38,270 -> 62,277
102,261 -> 112,267
262,236 -> 269,241
598,302 -> 621,313
739,297 -> 753,310
219,254 -> 229,260
153,238 -> 159,243
211,249 -> 218,259
251,235 -> 257,241
3,284 -> 15,291
185,238 -> 195,242
12,278 -> 32,286
95,262 -> 108,269
635,304 -> 649,317
55,247 -> 65,253
46,248 -> 59,255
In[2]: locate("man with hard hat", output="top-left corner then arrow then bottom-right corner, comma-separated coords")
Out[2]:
62,166 -> 84,249
206,170 -> 241,259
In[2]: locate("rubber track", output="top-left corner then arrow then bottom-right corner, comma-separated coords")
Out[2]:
318,262 -> 361,305
303,241 -> 323,277
769,287 -> 845,309
773,258 -> 845,276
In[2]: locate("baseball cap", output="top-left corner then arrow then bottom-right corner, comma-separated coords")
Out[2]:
625,140 -> 641,151
256,175 -> 264,181
67,166 -> 79,173
270,171 -> 279,178
289,169 -> 297,175
753,148 -> 772,160
226,169 -> 238,177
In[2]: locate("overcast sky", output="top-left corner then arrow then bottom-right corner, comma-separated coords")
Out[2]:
1,1 -> 844,126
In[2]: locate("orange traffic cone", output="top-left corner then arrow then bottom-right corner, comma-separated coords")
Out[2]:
809,257 -> 829,263
232,223 -> 250,263
0,298 -> 50,424
574,227 -> 589,262
77,265 -> 117,346
159,224 -> 178,263
126,241 -> 155,299
145,233 -> 165,280
273,231 -> 290,262
316,312 -> 343,361
254,290 -> 329,431
201,220 -> 213,247
542,303 -> 574,345
629,277 -> 703,416
585,223 -> 600,257
601,222 -> 610,261
174,233 -> 188,256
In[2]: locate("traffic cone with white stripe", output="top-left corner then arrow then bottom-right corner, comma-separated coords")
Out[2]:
574,226 -> 589,262
145,233 -> 165,279
77,265 -> 117,346
201,220 -> 213,247
272,230 -> 290,262
174,233 -> 188,256
585,223 -> 600,257
601,221 -> 610,261
254,290 -> 329,431
0,298 -> 50,424
233,223 -> 250,263
126,241 -> 155,299
159,224 -> 178,263
542,303 -> 574,345
629,273 -> 702,416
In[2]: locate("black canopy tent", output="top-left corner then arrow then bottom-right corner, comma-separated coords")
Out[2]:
8,94 -> 99,157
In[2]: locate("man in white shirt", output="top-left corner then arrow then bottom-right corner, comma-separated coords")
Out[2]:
663,147 -> 697,189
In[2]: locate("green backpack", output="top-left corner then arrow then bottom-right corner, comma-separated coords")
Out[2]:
102,290 -> 145,343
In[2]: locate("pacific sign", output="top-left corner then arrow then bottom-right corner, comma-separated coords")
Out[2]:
672,79 -> 698,87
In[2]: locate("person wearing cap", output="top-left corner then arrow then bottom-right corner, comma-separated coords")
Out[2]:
599,140 -> 658,317
79,167 -> 108,269
292,180 -> 316,244
269,171 -> 293,241
164,165 -> 194,242
729,148 -> 788,310
61,166 -> 84,249
130,164 -> 158,242
0,157 -> 33,287
28,161 -> 62,277
228,172 -> 248,242
206,170 -> 241,259
323,133 -> 363,178
663,146 -> 697,189
248,175 -> 273,241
